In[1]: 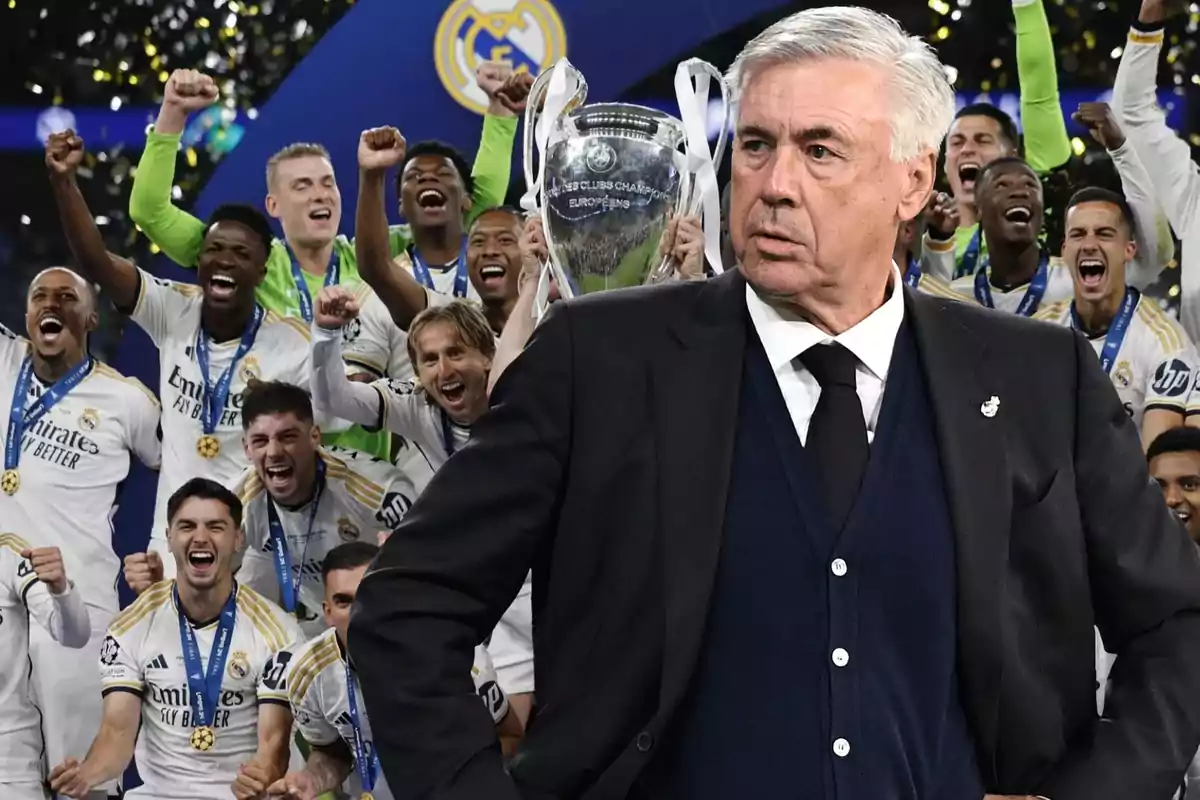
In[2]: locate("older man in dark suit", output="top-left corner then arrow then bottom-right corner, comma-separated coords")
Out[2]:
349,6 -> 1200,799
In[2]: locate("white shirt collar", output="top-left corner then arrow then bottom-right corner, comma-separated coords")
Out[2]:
744,264 -> 906,381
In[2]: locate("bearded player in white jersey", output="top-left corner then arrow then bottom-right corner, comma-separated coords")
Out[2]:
47,130 -> 340,572
266,542 -> 515,800
0,538 -> 90,800
125,381 -> 415,639
50,478 -> 300,800
0,266 -> 160,798
1035,187 -> 1198,449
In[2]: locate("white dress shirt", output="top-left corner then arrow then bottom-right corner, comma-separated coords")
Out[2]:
744,266 -> 905,446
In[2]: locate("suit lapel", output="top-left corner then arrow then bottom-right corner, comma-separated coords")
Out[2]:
908,289 -> 1011,777
653,269 -> 747,721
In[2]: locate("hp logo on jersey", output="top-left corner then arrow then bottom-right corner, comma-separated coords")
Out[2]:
1152,359 -> 1193,398
434,0 -> 567,114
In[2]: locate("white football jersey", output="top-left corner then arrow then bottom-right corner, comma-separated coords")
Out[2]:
1035,293 -> 1198,427
233,447 -> 415,637
0,534 -> 90,784
395,251 -> 480,303
950,257 -> 1074,315
99,580 -> 301,799
371,378 -> 470,475
0,328 -> 161,605
340,285 -> 413,383
127,268 -> 315,558
280,628 -> 508,800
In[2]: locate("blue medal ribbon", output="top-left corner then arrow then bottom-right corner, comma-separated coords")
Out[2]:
288,249 -> 341,323
264,458 -> 326,613
1071,287 -> 1139,374
195,305 -> 265,437
344,658 -> 381,795
440,409 -> 464,458
955,226 -> 983,279
904,257 -> 922,289
409,238 -> 469,298
5,354 -> 93,474
973,250 -> 1050,317
175,583 -> 237,737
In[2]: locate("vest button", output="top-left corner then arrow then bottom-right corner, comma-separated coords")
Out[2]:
833,737 -> 851,757
634,731 -> 654,752
831,647 -> 850,667
831,558 -> 848,576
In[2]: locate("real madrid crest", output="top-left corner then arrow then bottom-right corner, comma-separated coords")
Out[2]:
226,650 -> 250,681
1113,360 -> 1133,389
337,517 -> 361,543
239,356 -> 261,385
78,407 -> 100,431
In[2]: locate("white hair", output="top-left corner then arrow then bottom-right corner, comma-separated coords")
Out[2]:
726,6 -> 956,163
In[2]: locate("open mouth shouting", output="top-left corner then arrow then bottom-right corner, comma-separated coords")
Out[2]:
439,377 -> 466,406
1002,204 -> 1034,230
1076,257 -> 1106,290
308,207 -> 333,224
1175,506 -> 1192,527
958,162 -> 981,190
36,314 -> 66,345
186,548 -> 217,577
476,260 -> 508,291
208,272 -> 238,302
264,462 -> 296,494
417,188 -> 449,216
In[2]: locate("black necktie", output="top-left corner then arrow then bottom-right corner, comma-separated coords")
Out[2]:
800,343 -> 868,531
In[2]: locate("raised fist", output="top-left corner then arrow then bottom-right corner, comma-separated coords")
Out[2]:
123,551 -> 163,595
1073,102 -> 1126,152
21,546 -> 69,594
45,130 -> 85,176
315,285 -> 361,331
496,72 -> 536,115
163,69 -> 219,113
476,60 -> 515,99
357,126 -> 406,173
923,191 -> 960,238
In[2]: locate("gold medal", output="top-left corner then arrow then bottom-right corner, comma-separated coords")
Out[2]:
0,468 -> 18,496
196,434 -> 221,459
361,793 -> 374,800
190,725 -> 216,752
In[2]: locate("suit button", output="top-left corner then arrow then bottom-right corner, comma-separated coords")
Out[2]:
635,731 -> 654,752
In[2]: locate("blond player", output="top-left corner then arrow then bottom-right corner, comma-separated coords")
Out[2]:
268,542 -> 512,800
0,268 -> 160,798
1035,188 -> 1197,448
50,478 -> 300,800
0,538 -> 90,800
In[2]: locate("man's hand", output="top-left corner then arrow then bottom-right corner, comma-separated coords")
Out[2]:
21,547 -> 69,595
49,758 -> 93,799
357,126 -> 406,174
315,285 -> 361,331
659,214 -> 706,281
478,60 -> 517,116
496,72 -> 536,115
123,551 -> 164,595
265,769 -> 321,800
164,69 -> 219,114
923,191 -> 960,238
1138,0 -> 1188,25
45,130 -> 85,178
1074,102 -> 1126,151
519,215 -> 549,294
233,759 -> 274,800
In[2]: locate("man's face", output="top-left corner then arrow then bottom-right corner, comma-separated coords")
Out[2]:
168,497 -> 243,590
1062,201 -> 1135,306
467,211 -> 522,304
1150,450 -> 1200,542
976,163 -> 1043,248
412,320 -> 491,423
265,155 -> 341,248
729,59 -> 933,301
243,411 -> 321,507
944,115 -> 1015,206
197,220 -> 269,315
323,564 -> 369,646
399,155 -> 470,230
25,268 -> 96,361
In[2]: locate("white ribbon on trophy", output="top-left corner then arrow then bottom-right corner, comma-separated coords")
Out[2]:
673,58 -> 729,276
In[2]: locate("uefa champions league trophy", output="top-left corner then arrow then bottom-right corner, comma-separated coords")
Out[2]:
521,57 -> 731,307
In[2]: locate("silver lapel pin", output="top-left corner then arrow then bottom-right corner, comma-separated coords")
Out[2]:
980,395 -> 1000,418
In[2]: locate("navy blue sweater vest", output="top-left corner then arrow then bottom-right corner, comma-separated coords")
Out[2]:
655,322 -> 982,799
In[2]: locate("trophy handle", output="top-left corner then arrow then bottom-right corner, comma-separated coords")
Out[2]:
521,61 -> 588,217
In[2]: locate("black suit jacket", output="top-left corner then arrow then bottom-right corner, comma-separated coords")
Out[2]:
349,268 -> 1200,800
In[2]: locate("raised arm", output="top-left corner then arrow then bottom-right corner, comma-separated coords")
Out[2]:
467,63 -> 529,223
21,546 -> 90,648
128,69 -> 217,268
355,127 -> 434,330
50,692 -> 141,798
312,286 -> 388,428
489,215 -> 545,394
1013,0 -> 1072,173
46,131 -> 140,310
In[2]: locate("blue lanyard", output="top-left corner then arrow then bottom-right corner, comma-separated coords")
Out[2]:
5,354 -> 93,472
440,409 -> 469,458
1071,287 -> 1139,374
904,257 -> 921,289
175,583 -> 237,734
289,249 -> 341,323
195,305 -> 264,436
973,251 -> 1050,317
956,226 -> 983,279
344,658 -> 381,794
264,458 -> 326,613
409,239 -> 469,298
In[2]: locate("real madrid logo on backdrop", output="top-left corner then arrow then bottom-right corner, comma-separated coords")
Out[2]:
435,0 -> 567,115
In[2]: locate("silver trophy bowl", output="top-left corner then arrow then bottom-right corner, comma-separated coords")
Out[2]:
524,61 -> 730,299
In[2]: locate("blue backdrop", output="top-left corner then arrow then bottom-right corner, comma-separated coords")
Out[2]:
108,0 -> 796,591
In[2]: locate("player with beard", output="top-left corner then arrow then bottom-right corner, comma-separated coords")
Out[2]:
124,382 -> 416,638
0,266 -> 160,798
949,157 -> 1074,314
1035,188 -> 1197,448
1148,427 -> 1200,544
47,130 -> 336,573
49,479 -> 300,800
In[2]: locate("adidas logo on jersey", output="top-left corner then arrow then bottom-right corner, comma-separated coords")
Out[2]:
335,711 -> 354,729
147,654 -> 170,671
